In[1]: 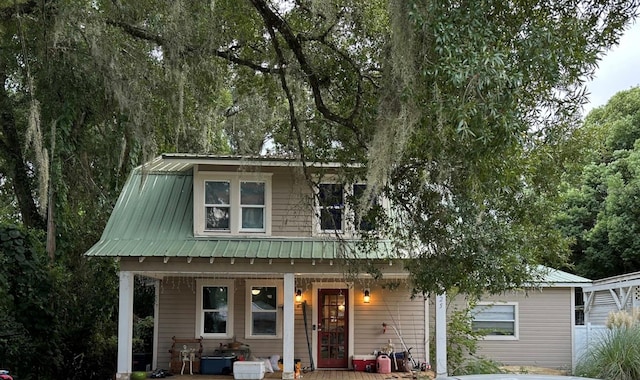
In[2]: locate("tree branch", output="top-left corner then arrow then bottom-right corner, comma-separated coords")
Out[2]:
249,0 -> 366,148
105,19 -> 283,75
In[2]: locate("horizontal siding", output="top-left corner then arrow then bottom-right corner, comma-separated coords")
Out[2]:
157,278 -> 198,369
443,288 -> 574,369
157,277 -> 427,371
353,283 -> 427,365
271,170 -> 313,237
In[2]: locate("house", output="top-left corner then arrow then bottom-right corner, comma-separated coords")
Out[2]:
85,154 -> 591,379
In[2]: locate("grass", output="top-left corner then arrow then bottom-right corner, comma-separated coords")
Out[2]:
574,326 -> 640,380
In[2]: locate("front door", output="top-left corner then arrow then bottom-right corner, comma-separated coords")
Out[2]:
317,288 -> 348,368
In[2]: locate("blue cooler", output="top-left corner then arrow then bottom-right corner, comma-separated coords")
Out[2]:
201,355 -> 236,375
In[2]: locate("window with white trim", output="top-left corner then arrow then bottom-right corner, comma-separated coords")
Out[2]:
194,169 -> 272,236
471,302 -> 518,340
351,184 -> 380,232
318,183 -> 345,232
240,181 -> 265,231
245,280 -> 282,338
196,279 -> 234,339
316,182 -> 382,234
205,181 -> 231,230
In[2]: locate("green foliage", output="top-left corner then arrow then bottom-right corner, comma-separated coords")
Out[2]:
133,316 -> 155,353
575,326 -> 640,380
556,87 -> 640,279
0,224 -> 119,380
430,297 -> 495,375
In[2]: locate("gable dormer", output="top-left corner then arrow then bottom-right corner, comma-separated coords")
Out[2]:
193,164 -> 273,237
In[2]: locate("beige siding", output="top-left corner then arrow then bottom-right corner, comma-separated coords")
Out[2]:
194,165 -> 316,238
443,288 -> 574,369
352,283 -> 427,364
156,277 -> 427,371
271,169 -> 313,237
157,277 -> 199,369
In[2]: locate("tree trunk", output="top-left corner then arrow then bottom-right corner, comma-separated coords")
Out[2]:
0,71 -> 46,230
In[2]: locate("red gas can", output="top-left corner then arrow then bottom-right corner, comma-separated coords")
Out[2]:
376,354 -> 391,374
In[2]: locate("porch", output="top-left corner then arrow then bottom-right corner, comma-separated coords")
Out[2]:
166,370 -> 433,380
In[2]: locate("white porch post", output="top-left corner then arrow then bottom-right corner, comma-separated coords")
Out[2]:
424,296 -> 430,368
116,271 -> 135,380
282,273 -> 295,379
435,293 -> 447,378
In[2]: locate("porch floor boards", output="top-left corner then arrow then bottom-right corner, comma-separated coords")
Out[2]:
166,370 -> 431,380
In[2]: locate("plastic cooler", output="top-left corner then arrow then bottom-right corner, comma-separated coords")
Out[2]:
233,361 -> 265,380
376,354 -> 391,374
200,355 -> 236,375
352,355 -> 377,371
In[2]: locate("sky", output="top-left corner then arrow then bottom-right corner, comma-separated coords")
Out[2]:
584,20 -> 640,114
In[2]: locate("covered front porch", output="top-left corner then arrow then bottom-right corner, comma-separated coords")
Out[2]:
166,369 -> 432,380
114,253 -> 424,380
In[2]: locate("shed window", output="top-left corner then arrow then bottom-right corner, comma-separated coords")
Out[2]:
472,303 -> 518,340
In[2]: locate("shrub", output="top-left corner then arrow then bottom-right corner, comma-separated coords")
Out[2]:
575,324 -> 640,380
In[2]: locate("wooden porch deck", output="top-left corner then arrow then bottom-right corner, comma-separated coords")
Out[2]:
165,370 -> 434,380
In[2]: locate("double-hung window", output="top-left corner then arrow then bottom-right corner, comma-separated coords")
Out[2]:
318,183 -> 345,232
196,279 -> 234,339
194,169 -> 272,236
317,182 -> 382,234
205,181 -> 231,230
352,184 -> 379,232
240,182 -> 265,231
471,302 -> 518,340
245,280 -> 282,338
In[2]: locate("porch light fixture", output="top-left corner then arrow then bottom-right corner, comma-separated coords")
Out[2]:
363,288 -> 371,304
252,288 -> 261,296
295,288 -> 303,303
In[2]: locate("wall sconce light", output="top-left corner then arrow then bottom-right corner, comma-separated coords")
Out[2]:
251,288 -> 261,296
295,288 -> 302,303
363,288 -> 371,303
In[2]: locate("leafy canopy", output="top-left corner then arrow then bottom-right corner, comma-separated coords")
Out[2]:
556,87 -> 640,279
0,1 -> 638,299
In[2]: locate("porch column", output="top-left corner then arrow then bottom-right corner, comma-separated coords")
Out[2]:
435,293 -> 447,378
116,271 -> 135,380
282,273 -> 295,379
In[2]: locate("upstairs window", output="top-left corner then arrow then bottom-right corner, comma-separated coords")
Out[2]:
240,182 -> 265,231
319,184 -> 344,232
205,181 -> 231,231
352,184 -> 379,232
317,182 -> 383,235
194,169 -> 272,236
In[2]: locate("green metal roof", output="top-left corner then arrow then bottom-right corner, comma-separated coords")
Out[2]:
84,158 -> 591,286
84,168 -> 391,260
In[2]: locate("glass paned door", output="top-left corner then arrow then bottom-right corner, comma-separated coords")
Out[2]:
317,289 -> 348,368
